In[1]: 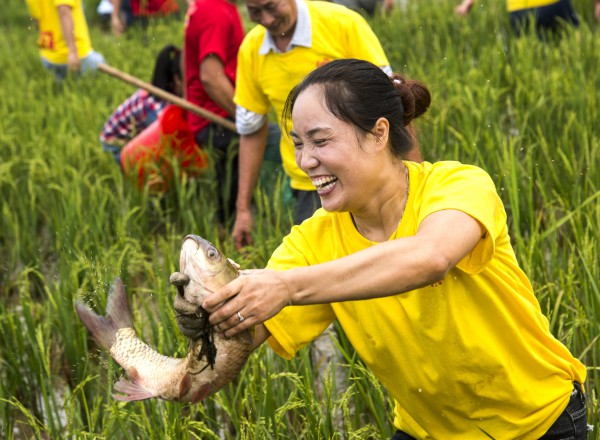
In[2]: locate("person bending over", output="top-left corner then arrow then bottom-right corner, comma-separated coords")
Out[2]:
99,45 -> 182,164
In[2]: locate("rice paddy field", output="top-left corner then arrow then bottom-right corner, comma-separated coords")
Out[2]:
1,0 -> 599,438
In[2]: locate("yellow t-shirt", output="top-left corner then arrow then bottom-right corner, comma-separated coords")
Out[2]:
234,1 -> 390,190
264,161 -> 586,439
27,0 -> 93,64
508,0 -> 559,12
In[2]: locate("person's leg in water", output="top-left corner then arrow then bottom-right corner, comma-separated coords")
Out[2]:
40,57 -> 69,81
534,0 -> 579,37
195,123 -> 239,227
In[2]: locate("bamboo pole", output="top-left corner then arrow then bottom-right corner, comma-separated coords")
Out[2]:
98,63 -> 237,133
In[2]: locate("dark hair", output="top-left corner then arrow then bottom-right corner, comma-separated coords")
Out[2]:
282,58 -> 431,158
150,45 -> 182,95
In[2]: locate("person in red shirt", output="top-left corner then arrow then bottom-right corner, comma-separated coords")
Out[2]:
184,0 -> 245,224
111,0 -> 179,35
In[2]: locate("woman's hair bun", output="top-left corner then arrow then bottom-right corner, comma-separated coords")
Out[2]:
391,74 -> 431,126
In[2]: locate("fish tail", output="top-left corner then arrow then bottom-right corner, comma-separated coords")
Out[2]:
105,278 -> 134,329
75,278 -> 134,352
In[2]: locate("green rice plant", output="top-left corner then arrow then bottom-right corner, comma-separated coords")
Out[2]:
1,0 -> 599,436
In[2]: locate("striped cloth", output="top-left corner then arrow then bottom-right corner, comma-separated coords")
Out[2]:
100,89 -> 166,145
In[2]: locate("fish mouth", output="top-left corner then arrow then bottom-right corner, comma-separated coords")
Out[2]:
170,235 -> 205,289
180,235 -> 206,272
183,234 -> 208,249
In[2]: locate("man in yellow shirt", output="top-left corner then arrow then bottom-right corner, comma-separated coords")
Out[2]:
231,0 -> 421,250
27,0 -> 105,81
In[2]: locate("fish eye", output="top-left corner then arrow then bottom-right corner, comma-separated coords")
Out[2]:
207,248 -> 218,259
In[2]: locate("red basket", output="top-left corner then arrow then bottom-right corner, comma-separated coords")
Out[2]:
120,105 -> 209,191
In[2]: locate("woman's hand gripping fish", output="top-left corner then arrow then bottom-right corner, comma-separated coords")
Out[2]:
75,235 -> 253,403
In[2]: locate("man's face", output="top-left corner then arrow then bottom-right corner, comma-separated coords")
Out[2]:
245,0 -> 297,37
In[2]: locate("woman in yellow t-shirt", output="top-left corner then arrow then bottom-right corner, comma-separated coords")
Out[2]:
176,58 -> 589,439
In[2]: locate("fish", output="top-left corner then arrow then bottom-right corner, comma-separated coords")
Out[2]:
74,234 -> 253,403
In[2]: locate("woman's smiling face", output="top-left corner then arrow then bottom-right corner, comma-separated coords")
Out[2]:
291,85 -> 382,213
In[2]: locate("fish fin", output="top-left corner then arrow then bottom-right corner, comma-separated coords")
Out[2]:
178,373 -> 192,398
112,379 -> 155,401
190,382 -> 211,403
112,367 -> 155,401
75,278 -> 134,351
178,374 -> 211,403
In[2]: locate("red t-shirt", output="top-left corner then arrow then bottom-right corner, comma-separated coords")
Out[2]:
184,0 -> 244,135
131,0 -> 178,16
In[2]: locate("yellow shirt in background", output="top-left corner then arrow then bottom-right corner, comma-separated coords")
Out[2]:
508,0 -> 559,12
264,161 -> 586,439
26,0 -> 93,64
234,0 -> 390,190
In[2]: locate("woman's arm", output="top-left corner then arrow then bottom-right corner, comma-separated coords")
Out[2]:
206,209 -> 484,337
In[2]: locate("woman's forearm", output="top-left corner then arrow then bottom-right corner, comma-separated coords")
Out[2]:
285,236 -> 446,304
285,210 -> 483,304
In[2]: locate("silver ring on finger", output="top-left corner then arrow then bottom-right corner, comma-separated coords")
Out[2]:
237,311 -> 244,323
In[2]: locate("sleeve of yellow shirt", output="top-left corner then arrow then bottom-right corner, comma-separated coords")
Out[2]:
341,9 -> 390,68
417,162 -> 505,274
234,30 -> 271,115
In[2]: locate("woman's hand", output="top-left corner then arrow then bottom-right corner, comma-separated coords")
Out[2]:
203,269 -> 292,337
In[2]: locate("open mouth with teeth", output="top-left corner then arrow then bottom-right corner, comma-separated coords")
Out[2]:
312,176 -> 338,193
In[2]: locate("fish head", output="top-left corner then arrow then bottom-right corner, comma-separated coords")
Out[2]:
170,235 -> 238,306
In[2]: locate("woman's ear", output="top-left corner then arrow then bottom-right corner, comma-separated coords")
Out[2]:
372,117 -> 390,150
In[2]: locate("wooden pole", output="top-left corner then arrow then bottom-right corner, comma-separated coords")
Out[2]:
98,63 -> 238,133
